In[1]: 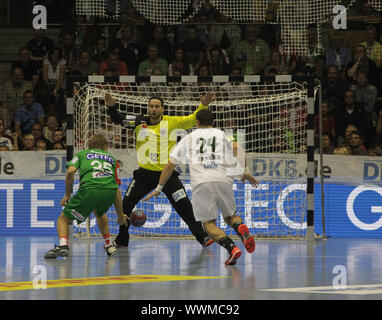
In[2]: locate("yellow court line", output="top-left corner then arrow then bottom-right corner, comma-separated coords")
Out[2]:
0,275 -> 228,292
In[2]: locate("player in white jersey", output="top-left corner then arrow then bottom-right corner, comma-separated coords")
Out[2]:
145,109 -> 258,265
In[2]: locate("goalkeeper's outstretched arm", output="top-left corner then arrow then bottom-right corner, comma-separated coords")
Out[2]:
105,93 -> 139,129
169,92 -> 216,130
105,93 -> 124,125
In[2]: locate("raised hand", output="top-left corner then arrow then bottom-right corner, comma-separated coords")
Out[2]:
105,93 -> 116,107
200,91 -> 215,106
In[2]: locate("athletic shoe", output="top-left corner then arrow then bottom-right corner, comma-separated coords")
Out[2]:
238,224 -> 255,253
104,245 -> 117,257
225,246 -> 242,265
44,245 -> 69,259
202,237 -> 214,248
112,240 -> 128,248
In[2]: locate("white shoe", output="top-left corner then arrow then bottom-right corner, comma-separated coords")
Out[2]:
104,245 -> 117,257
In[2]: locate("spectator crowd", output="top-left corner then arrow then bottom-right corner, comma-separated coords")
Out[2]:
1,0 -> 382,156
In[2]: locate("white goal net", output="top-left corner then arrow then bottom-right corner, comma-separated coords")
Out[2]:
75,0 -> 357,55
70,75 -> 315,239
368,0 -> 382,11
76,0 -> 120,20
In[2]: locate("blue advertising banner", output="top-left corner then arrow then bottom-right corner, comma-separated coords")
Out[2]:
128,179 -> 307,237
1,179 -> 382,238
0,180 -> 64,235
314,184 -> 382,238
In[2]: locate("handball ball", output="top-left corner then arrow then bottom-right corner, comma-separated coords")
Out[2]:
131,210 -> 146,227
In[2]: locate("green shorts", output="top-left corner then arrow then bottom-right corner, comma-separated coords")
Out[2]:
63,188 -> 117,223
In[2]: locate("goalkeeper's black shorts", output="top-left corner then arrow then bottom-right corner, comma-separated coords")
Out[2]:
115,167 -> 207,246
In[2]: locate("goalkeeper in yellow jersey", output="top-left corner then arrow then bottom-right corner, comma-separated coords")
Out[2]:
105,92 -> 215,248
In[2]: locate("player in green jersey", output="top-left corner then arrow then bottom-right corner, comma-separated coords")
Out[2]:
44,134 -> 127,259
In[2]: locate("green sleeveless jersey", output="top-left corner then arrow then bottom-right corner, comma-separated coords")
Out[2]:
66,148 -> 118,189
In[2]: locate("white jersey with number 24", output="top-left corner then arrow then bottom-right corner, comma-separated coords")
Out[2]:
170,128 -> 237,188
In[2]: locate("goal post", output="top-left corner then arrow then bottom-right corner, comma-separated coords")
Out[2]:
66,75 -> 317,240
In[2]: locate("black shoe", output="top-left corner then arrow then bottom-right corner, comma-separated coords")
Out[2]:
114,225 -> 130,248
113,240 -> 128,248
44,245 -> 69,259
104,245 -> 117,257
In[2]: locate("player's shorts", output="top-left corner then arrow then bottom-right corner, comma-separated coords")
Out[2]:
63,188 -> 117,223
191,182 -> 236,223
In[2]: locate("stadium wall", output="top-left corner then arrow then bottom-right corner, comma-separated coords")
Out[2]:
0,151 -> 381,238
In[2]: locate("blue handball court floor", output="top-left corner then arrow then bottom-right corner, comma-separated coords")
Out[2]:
0,236 -> 382,301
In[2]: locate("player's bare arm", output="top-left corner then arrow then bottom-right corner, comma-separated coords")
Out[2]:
115,189 -> 128,226
144,161 -> 177,201
232,141 -> 259,188
61,165 -> 77,206
232,141 -> 246,168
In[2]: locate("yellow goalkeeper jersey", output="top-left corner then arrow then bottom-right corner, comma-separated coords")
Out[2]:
136,103 -> 208,171
107,103 -> 208,171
